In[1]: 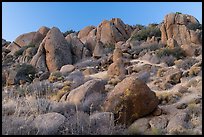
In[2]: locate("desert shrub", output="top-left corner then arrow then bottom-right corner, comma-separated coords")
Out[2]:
63,29 -> 76,37
132,43 -> 163,55
26,81 -> 53,97
27,98 -> 52,115
132,24 -> 145,30
156,47 -> 185,59
160,55 -> 176,66
15,63 -> 37,83
48,71 -> 63,83
14,44 -> 35,57
131,26 -> 161,41
174,57 -> 198,70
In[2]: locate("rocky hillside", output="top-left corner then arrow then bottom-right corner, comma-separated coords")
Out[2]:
2,13 -> 202,135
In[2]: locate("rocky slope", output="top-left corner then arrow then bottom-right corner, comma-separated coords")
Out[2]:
2,13 -> 202,135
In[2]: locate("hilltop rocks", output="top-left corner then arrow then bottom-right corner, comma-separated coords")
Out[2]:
78,18 -> 133,53
37,26 -> 50,37
160,13 -> 202,46
97,18 -> 133,44
103,75 -> 159,126
31,27 -> 72,72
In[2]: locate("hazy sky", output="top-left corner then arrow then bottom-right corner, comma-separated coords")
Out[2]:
2,2 -> 202,41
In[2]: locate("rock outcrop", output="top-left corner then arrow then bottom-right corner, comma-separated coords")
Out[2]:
77,18 -> 134,54
31,27 -> 72,72
160,13 -> 202,46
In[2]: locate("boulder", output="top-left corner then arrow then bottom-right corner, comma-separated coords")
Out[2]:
31,27 -> 72,72
64,70 -> 85,90
61,79 -> 106,112
83,67 -> 98,76
37,26 -> 50,37
103,74 -> 159,126
78,26 -> 96,44
6,30 -> 45,55
60,64 -> 75,76
112,47 -> 123,62
128,118 -> 150,135
93,40 -> 104,58
32,112 -> 65,135
107,58 -> 126,80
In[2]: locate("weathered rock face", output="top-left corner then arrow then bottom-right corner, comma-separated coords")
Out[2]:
78,26 -> 96,44
31,27 -> 72,72
160,13 -> 202,46
65,33 -> 91,63
93,40 -> 104,58
97,18 -> 133,45
103,74 -> 159,126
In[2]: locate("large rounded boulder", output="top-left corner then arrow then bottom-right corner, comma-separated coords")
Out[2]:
103,74 -> 159,126
31,27 -> 72,72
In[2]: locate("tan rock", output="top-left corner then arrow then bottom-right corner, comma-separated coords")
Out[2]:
107,58 -> 126,80
160,13 -> 201,46
112,47 -> 123,62
31,27 -> 72,72
37,26 -> 50,37
93,40 -> 104,58
103,74 -> 159,126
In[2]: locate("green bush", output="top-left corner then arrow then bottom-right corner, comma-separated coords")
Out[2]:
63,29 -> 76,37
132,24 -> 145,30
131,26 -> 161,41
14,44 -> 35,57
16,63 -> 37,82
156,47 -> 185,59
175,12 -> 182,14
